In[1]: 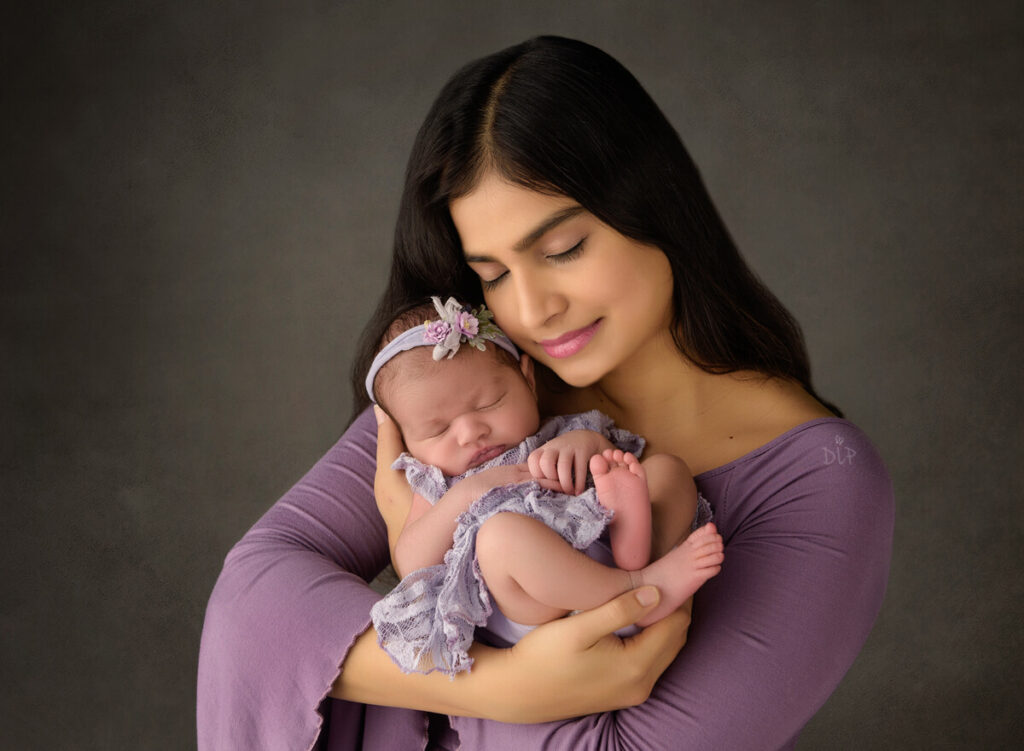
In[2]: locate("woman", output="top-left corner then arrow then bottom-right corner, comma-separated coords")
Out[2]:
197,36 -> 893,750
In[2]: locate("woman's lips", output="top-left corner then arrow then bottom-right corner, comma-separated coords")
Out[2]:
469,445 -> 505,468
539,321 -> 601,359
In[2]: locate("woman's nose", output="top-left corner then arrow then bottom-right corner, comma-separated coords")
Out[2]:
513,272 -> 566,330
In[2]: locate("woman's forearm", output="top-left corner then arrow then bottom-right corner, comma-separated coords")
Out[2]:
333,587 -> 685,723
331,625 -> 508,718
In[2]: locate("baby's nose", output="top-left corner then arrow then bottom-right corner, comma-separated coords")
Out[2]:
457,416 -> 489,445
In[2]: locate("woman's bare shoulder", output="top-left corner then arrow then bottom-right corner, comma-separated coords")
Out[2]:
669,374 -> 834,474
536,370 -> 833,473
712,375 -> 832,455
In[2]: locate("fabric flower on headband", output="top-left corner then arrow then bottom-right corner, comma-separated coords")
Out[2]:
424,296 -> 503,360
364,296 -> 518,402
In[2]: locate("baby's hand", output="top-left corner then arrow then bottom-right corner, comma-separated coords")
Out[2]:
528,430 -> 615,495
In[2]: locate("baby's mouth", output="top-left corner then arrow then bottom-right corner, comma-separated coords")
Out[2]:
469,445 -> 505,468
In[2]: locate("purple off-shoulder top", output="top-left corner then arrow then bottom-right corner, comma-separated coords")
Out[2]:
197,410 -> 893,750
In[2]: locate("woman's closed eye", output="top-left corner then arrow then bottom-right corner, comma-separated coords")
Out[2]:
547,238 -> 585,265
478,239 -> 586,291
480,270 -> 507,291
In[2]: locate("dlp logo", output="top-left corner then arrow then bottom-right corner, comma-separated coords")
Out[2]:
823,435 -> 857,465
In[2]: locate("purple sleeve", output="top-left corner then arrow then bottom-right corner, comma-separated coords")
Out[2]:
449,420 -> 894,750
196,408 -> 395,751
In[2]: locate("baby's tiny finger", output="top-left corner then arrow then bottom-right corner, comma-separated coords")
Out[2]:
518,464 -> 537,481
536,477 -> 563,492
574,453 -> 588,495
540,451 -> 558,481
528,451 -> 543,478
555,452 -> 571,493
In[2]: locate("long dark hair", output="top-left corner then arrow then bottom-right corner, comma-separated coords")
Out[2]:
350,36 -> 838,420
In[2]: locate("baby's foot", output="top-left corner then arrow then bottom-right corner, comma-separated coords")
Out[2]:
633,523 -> 724,627
591,449 -> 648,504
591,450 -> 651,570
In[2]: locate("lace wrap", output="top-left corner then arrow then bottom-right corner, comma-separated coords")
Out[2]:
371,410 -> 646,676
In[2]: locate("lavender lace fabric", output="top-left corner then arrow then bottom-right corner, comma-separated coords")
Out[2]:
370,410 -> 645,677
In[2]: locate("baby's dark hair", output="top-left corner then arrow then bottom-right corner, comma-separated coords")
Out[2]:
371,299 -> 519,418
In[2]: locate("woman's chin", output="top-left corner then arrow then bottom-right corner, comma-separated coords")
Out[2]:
545,362 -> 603,389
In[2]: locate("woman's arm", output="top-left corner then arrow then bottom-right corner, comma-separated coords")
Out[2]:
198,407 -> 689,750
372,406 -> 414,562
333,584 -> 690,719
448,421 -> 895,749
197,409 -> 389,751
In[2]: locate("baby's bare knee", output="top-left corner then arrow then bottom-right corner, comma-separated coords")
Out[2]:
640,454 -> 699,557
642,453 -> 694,491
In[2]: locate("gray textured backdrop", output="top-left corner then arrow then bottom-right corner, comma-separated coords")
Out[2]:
4,2 -> 1021,749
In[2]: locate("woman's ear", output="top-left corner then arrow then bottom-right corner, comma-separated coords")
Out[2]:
519,354 -> 537,395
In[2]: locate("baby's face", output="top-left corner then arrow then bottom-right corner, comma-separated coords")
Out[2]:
387,349 -> 540,476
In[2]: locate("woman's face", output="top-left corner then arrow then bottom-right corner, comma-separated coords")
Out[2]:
450,172 -> 676,388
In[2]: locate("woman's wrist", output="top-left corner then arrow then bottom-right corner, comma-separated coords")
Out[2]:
332,588 -> 685,723
332,621 -> 604,722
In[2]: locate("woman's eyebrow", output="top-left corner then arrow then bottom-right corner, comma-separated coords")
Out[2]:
464,206 -> 585,262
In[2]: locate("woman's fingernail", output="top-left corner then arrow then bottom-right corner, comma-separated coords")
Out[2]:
373,405 -> 386,425
635,586 -> 659,607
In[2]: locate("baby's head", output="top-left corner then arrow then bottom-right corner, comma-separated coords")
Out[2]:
367,297 -> 540,476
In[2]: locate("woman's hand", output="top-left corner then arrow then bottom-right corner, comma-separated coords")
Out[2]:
373,405 -> 413,561
333,585 -> 690,722
465,588 -> 691,723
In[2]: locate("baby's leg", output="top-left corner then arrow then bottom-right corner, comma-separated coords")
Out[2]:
625,452 -> 722,626
475,511 -> 723,628
641,453 -> 700,559
590,450 -> 652,571
476,512 -> 633,626
632,522 -> 723,626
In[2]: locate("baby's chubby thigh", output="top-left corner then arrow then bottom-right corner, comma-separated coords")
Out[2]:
475,512 -> 573,626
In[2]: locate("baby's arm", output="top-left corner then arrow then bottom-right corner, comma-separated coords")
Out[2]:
390,492 -> 434,577
392,464 -> 551,577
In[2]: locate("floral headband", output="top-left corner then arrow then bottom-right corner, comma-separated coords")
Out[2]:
365,296 -> 520,403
